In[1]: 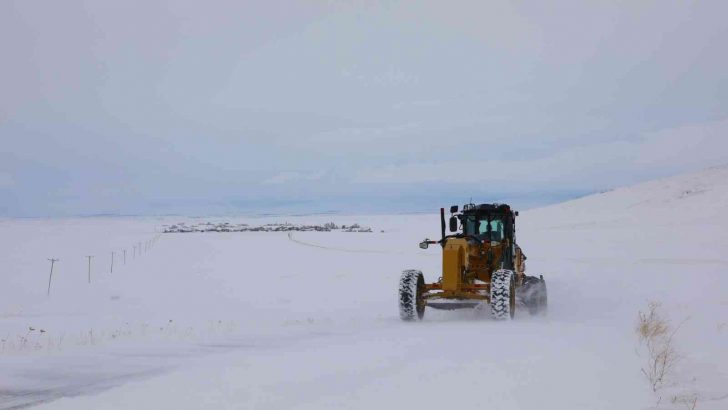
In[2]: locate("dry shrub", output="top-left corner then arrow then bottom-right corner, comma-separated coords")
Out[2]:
636,302 -> 682,393
672,393 -> 698,410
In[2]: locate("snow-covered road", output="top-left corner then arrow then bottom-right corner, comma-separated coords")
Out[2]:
2,166 -> 727,409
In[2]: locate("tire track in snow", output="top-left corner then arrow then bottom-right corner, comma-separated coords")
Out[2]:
637,257 -> 728,266
533,256 -> 728,266
286,233 -> 434,257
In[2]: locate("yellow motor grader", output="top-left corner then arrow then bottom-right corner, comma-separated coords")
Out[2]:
399,203 -> 546,321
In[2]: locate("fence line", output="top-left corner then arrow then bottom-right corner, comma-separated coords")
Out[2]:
42,232 -> 162,297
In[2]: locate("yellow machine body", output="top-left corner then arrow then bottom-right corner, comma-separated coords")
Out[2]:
402,203 -> 545,320
426,237 -> 526,301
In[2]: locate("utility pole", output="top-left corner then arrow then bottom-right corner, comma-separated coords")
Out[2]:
86,256 -> 93,283
123,249 -> 127,265
110,251 -> 115,273
47,258 -> 59,296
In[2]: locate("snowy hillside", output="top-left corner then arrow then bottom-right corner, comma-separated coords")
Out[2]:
526,164 -> 728,226
1,166 -> 727,409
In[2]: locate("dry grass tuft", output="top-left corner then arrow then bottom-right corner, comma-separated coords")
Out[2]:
637,302 -> 669,343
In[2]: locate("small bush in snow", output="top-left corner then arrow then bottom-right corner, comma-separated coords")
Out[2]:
636,302 -> 682,393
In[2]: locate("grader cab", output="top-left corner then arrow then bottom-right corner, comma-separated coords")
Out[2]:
399,203 -> 547,321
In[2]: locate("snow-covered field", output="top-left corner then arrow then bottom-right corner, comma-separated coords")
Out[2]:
1,166 -> 727,409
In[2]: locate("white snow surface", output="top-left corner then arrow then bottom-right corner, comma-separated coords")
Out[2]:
1,165 -> 727,409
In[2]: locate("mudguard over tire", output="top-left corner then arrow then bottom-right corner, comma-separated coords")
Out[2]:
491,269 -> 516,320
399,269 -> 425,321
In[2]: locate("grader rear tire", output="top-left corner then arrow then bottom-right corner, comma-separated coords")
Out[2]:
399,269 -> 425,321
491,269 -> 516,320
522,276 -> 547,316
537,278 -> 548,316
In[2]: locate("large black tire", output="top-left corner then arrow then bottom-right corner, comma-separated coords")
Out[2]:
521,276 -> 548,316
491,269 -> 516,320
399,269 -> 425,321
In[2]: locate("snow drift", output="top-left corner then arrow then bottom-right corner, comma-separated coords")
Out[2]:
1,166 -> 727,409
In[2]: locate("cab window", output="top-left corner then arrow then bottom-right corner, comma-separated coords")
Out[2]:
484,220 -> 504,241
464,216 -> 505,241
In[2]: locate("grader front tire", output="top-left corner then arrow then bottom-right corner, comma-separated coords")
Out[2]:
399,269 -> 425,321
491,269 -> 516,320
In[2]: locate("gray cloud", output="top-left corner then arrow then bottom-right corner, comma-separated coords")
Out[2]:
1,1 -> 728,216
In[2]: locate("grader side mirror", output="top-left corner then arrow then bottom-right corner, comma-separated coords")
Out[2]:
419,240 -> 429,250
449,216 -> 458,232
450,205 -> 458,213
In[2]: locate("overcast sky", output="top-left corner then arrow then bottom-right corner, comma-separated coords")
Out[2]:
2,1 -> 728,216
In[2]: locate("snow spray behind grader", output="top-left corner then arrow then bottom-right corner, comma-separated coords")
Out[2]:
399,203 -> 547,321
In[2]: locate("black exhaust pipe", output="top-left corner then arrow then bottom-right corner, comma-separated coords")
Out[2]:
440,207 -> 446,248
